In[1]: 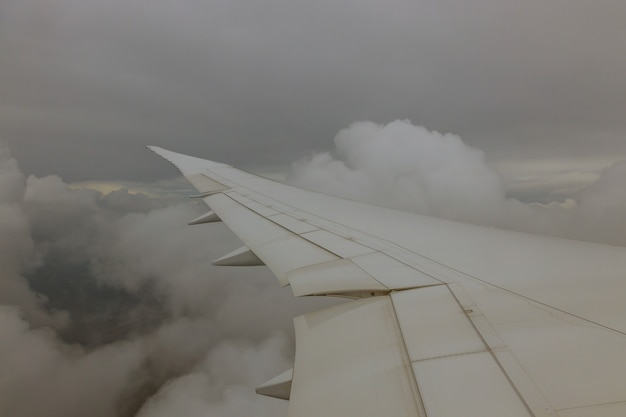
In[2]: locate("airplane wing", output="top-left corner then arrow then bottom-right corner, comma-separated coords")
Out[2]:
148,146 -> 626,417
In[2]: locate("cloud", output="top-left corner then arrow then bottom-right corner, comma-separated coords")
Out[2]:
0,306 -> 144,417
136,333 -> 291,417
290,120 -> 506,220
289,120 -> 626,245
0,149 -> 68,329
0,144 -> 331,417
565,161 -> 626,245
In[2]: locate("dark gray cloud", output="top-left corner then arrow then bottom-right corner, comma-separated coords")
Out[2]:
1,0 -> 626,182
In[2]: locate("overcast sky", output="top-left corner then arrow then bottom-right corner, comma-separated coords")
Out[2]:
2,0 -> 626,187
3,3 -> 626,416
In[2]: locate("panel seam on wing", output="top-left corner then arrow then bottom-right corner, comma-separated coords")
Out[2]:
233,185 -> 463,275
234,186 -> 453,285
219,191 -> 372,261
556,400 -> 626,415
447,283 -> 556,417
387,294 -> 429,417
410,349 -> 490,363
224,190 -> 446,292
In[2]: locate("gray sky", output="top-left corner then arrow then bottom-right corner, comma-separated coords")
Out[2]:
2,3 -> 626,415
2,0 -> 626,186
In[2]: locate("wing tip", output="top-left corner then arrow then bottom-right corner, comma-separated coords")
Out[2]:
146,145 -> 167,155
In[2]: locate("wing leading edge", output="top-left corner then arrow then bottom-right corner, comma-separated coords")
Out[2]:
149,146 -> 626,417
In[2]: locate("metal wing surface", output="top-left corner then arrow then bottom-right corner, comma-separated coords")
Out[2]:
149,146 -> 626,417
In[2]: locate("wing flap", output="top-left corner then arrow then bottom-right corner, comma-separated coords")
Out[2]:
453,280 -> 626,414
288,286 -> 538,417
288,297 -> 424,417
391,286 -> 486,361
412,352 -> 531,417
391,286 -> 533,417
351,252 -> 440,289
287,259 -> 387,297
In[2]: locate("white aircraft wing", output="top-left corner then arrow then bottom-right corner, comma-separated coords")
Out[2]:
149,146 -> 626,417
